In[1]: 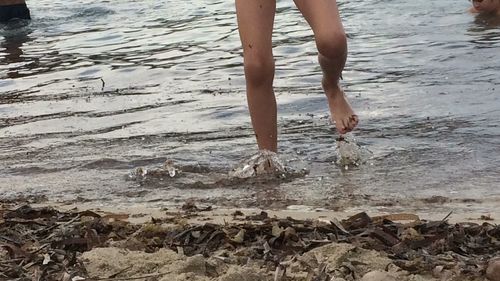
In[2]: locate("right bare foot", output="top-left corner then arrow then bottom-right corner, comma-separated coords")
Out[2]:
322,79 -> 358,134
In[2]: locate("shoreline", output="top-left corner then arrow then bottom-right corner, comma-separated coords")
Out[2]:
39,200 -> 499,225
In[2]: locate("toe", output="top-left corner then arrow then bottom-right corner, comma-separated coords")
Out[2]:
337,123 -> 347,134
342,119 -> 351,133
342,119 -> 353,133
350,115 -> 359,128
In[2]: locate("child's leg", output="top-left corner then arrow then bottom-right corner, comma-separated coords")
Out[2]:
235,0 -> 277,152
293,0 -> 358,134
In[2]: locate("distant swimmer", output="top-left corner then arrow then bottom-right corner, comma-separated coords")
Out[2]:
0,0 -> 30,23
469,0 -> 500,16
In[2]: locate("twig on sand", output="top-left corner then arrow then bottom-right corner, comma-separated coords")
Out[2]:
441,211 -> 453,222
106,266 -> 133,279
0,258 -> 23,264
38,214 -> 81,243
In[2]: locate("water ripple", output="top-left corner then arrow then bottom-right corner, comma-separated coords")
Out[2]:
0,0 -> 499,209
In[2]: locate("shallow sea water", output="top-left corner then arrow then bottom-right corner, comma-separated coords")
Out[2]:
1,0 -> 499,213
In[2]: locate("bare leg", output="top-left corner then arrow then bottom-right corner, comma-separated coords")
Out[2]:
293,0 -> 358,134
235,0 -> 277,152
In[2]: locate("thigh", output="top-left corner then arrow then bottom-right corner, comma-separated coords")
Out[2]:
235,0 -> 276,59
293,0 -> 344,36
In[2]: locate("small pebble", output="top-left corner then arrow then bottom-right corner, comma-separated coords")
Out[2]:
178,254 -> 206,276
486,257 -> 500,281
360,271 -> 397,281
432,265 -> 444,277
432,265 -> 454,280
0,248 -> 9,260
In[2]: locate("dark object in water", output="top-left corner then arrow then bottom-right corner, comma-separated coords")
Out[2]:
0,3 -> 31,23
336,135 -> 346,142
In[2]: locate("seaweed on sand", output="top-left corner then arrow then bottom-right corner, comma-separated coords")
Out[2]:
1,204 -> 499,280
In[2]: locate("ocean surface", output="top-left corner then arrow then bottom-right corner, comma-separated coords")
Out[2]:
1,0 -> 499,213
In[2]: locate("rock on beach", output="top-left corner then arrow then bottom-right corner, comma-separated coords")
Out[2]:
487,257 -> 500,281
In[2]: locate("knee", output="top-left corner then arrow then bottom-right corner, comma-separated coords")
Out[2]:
243,55 -> 275,87
316,31 -> 347,60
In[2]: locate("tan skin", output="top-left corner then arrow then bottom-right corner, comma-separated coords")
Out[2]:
469,0 -> 500,15
236,0 -> 358,152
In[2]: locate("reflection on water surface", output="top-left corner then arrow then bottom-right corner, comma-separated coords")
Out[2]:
0,0 -> 499,213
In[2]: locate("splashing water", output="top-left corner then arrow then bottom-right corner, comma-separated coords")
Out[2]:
229,150 -> 287,179
128,160 -> 180,181
334,134 -> 373,169
163,160 -> 178,178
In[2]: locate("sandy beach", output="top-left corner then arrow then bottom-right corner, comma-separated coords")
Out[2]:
2,201 -> 499,281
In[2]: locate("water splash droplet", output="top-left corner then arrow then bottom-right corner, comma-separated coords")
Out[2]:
230,150 -> 286,179
334,133 -> 373,169
163,160 -> 178,178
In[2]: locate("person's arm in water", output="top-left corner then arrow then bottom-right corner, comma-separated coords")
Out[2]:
0,0 -> 31,22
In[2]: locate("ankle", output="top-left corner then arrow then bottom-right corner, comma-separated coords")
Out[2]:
322,78 -> 342,97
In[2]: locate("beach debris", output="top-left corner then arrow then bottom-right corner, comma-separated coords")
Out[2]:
481,214 -> 495,221
230,229 -> 246,244
335,134 -> 373,168
181,200 -> 213,213
231,210 -> 244,217
245,211 -> 269,221
1,204 -> 499,280
229,150 -> 286,179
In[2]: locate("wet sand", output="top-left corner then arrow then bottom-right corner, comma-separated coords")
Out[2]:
47,201 -> 499,226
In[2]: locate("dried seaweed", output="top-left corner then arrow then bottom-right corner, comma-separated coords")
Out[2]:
1,204 -> 499,280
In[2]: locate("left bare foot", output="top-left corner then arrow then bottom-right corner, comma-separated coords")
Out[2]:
322,79 -> 358,134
